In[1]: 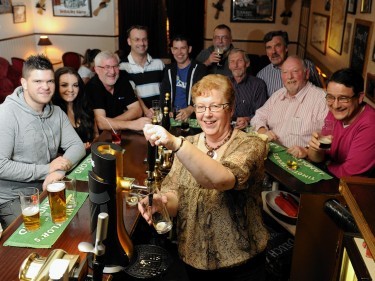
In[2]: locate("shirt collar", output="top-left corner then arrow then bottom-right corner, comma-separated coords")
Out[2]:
279,81 -> 312,102
127,53 -> 153,66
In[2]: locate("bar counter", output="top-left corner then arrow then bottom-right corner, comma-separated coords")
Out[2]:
0,130 -> 148,280
0,128 -> 347,281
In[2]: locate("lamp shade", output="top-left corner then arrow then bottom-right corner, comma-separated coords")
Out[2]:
38,36 -> 52,46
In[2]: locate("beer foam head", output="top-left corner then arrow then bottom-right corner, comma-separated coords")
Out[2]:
47,182 -> 65,192
22,206 -> 39,216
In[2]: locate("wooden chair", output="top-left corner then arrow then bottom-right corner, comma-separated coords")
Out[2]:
62,52 -> 83,71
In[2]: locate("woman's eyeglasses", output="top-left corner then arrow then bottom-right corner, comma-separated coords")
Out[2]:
194,103 -> 230,113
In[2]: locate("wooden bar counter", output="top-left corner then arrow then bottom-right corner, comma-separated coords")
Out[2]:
0,130 -> 148,280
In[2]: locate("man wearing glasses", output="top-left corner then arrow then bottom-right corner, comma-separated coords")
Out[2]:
307,68 -> 375,178
251,55 -> 328,158
86,50 -> 151,131
196,24 -> 234,76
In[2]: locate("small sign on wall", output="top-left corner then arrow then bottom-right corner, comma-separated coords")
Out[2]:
53,0 -> 92,17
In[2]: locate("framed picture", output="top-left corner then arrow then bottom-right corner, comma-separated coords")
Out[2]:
348,0 -> 357,13
311,13 -> 329,54
230,0 -> 276,23
350,19 -> 373,76
0,0 -> 12,14
360,0 -> 372,12
13,5 -> 26,24
53,0 -> 92,17
329,0 -> 348,54
373,43 -> 375,61
365,73 -> 375,103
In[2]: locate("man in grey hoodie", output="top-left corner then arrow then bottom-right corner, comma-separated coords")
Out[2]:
0,54 -> 86,230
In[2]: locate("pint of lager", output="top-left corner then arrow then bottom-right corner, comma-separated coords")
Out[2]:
19,188 -> 40,231
47,182 -> 67,223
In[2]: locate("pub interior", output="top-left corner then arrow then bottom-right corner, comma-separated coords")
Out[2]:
0,0 -> 375,280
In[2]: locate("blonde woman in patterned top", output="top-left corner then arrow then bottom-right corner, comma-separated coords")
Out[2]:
140,74 -> 269,280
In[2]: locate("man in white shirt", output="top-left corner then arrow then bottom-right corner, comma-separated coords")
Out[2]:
119,25 -> 164,117
251,55 -> 328,158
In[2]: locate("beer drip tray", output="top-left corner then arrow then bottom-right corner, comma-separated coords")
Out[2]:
124,244 -> 171,279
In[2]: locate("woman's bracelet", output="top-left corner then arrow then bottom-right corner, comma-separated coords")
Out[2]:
173,137 -> 185,153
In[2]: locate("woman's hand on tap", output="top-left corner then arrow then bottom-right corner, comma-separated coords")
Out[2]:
143,124 -> 181,151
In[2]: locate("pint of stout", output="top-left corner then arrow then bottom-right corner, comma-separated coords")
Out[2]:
47,182 -> 67,223
318,136 -> 332,149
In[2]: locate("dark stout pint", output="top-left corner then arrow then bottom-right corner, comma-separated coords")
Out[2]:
181,120 -> 190,132
47,182 -> 67,223
319,136 -> 332,149
216,48 -> 224,66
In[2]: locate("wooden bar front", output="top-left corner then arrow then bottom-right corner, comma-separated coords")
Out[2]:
0,130 -> 148,281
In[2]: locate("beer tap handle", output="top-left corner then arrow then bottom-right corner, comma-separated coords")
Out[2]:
94,212 -> 109,257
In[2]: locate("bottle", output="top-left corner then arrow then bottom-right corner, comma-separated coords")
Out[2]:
162,93 -> 171,131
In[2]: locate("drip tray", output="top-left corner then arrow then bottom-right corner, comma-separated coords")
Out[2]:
124,244 -> 171,279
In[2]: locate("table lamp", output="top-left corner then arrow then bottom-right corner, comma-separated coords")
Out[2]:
38,35 -> 52,57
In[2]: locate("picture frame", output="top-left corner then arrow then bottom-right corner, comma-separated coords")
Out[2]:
360,0 -> 372,13
311,13 -> 330,55
348,0 -> 357,13
53,0 -> 92,17
0,0 -> 12,14
230,0 -> 276,23
350,19 -> 373,76
365,73 -> 375,103
13,5 -> 26,24
373,43 -> 375,62
329,0 -> 348,55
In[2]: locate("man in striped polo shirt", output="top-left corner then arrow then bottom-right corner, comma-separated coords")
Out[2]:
119,25 -> 165,117
257,30 -> 322,97
251,55 -> 328,159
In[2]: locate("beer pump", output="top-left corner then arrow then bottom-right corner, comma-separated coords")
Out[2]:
87,141 -> 170,279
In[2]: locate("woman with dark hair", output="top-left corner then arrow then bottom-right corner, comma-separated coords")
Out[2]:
53,67 -> 99,151
78,48 -> 101,84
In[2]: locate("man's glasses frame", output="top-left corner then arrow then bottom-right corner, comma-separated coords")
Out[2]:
325,94 -> 356,104
96,64 -> 120,71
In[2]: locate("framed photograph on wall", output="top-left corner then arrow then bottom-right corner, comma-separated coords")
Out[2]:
350,19 -> 373,76
13,5 -> 26,23
360,0 -> 372,13
0,0 -> 12,14
230,0 -> 276,23
329,0 -> 348,54
53,0 -> 92,17
365,73 -> 375,103
311,13 -> 329,54
348,0 -> 357,13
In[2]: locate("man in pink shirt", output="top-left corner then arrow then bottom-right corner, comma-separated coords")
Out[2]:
251,55 -> 328,158
308,68 -> 375,178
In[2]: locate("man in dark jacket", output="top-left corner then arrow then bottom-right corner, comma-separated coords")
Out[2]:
160,35 -> 207,120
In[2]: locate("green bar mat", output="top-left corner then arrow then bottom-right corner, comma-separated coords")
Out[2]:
268,150 -> 333,184
3,191 -> 88,248
67,153 -> 92,181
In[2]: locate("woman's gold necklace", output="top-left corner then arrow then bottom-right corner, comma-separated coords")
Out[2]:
204,129 -> 233,158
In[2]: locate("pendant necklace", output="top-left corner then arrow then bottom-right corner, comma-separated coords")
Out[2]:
204,129 -> 233,158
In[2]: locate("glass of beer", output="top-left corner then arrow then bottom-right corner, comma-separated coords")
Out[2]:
319,120 -> 335,150
19,188 -> 40,231
47,182 -> 67,223
145,191 -> 173,235
215,47 -> 224,66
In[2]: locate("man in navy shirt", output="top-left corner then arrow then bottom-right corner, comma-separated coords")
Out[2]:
86,51 -> 150,131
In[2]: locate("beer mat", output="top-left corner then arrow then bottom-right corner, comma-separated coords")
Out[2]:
3,192 -> 88,249
269,142 -> 286,153
170,118 -> 200,128
268,150 -> 333,184
67,153 -> 92,181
